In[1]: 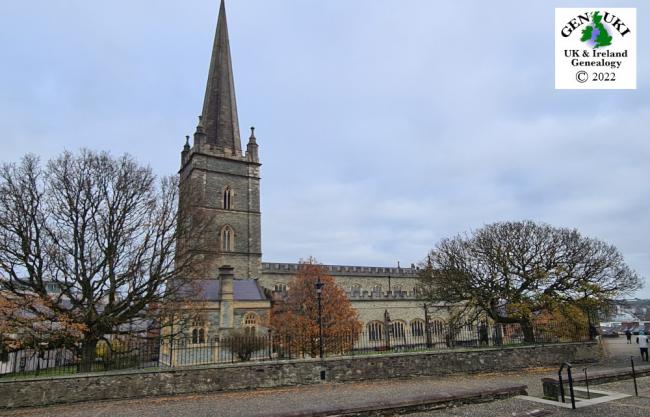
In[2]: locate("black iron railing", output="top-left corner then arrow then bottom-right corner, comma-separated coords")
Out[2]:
1,320 -> 589,379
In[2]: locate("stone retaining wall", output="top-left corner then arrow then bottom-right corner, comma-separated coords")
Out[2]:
0,342 -> 598,409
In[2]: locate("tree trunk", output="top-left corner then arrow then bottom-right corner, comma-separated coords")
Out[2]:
493,323 -> 503,347
520,320 -> 536,344
79,338 -> 98,373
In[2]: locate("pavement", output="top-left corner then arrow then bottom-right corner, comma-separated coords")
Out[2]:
1,337 -> 650,417
0,373 -> 537,417
411,374 -> 650,417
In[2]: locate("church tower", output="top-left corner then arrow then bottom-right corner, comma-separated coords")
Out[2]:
178,0 -> 262,280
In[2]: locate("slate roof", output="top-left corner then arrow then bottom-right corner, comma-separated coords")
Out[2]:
176,279 -> 268,302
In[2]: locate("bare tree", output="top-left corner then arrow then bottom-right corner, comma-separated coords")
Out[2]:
419,220 -> 643,342
0,150 -> 202,370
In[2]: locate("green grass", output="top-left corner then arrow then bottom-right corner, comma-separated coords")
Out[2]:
0,365 -> 78,380
0,364 -> 161,381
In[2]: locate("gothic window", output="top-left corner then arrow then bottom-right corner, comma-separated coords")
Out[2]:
431,319 -> 445,336
372,285 -> 382,297
350,284 -> 362,296
191,327 -> 206,344
392,285 -> 402,296
243,312 -> 259,334
390,321 -> 406,339
221,225 -> 234,252
223,187 -> 234,210
274,283 -> 287,293
411,319 -> 425,337
367,321 -> 384,341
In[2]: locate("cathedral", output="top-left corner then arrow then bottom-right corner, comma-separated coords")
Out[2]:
172,1 -> 445,349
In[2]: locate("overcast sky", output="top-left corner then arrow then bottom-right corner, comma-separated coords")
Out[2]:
1,1 -> 648,297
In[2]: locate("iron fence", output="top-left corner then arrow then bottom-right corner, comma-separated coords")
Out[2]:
0,320 -> 590,379
0,337 -> 160,379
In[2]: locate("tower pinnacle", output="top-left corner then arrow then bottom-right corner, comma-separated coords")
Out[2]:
200,0 -> 241,156
246,126 -> 259,163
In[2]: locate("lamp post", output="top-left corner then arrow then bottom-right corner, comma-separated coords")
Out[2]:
315,276 -> 325,359
423,303 -> 432,348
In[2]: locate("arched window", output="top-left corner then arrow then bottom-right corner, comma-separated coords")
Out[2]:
350,284 -> 362,296
372,285 -> 382,296
390,321 -> 406,339
243,312 -> 259,335
223,187 -> 233,210
411,319 -> 425,337
431,319 -> 445,336
274,283 -> 287,293
190,317 -> 207,344
392,285 -> 402,296
367,321 -> 384,341
191,327 -> 206,344
221,225 -> 234,252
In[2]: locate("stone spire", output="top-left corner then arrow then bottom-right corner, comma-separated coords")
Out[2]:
246,126 -> 259,163
181,135 -> 191,166
200,0 -> 242,156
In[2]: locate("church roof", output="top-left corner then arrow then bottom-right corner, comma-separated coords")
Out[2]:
176,279 -> 267,302
200,0 -> 242,155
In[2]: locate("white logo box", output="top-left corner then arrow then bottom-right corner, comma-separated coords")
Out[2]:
555,8 -> 636,90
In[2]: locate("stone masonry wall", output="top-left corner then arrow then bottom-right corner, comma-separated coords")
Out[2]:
0,342 -> 598,409
180,150 -> 262,280
259,263 -> 435,326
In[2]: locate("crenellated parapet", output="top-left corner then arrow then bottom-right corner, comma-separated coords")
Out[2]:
261,262 -> 418,277
261,262 -> 424,300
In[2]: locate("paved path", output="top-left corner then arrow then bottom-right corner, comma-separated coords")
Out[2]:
412,375 -> 650,417
600,336 -> 650,367
410,338 -> 650,417
0,370 -> 550,417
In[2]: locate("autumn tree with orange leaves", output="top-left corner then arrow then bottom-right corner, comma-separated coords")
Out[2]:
270,259 -> 362,357
0,292 -> 86,359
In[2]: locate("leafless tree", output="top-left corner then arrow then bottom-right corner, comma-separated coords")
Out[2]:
0,150 -> 204,370
419,220 -> 643,342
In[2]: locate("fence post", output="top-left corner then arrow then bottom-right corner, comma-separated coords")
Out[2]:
169,335 -> 174,367
495,323 -> 503,347
631,356 -> 639,396
558,365 -> 565,403
567,364 -> 576,410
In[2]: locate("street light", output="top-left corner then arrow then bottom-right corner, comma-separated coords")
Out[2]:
315,276 -> 325,359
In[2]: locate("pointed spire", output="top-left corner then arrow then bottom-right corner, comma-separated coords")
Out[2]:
193,115 -> 206,146
181,135 -> 191,166
246,126 -> 259,163
201,0 -> 242,156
